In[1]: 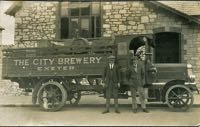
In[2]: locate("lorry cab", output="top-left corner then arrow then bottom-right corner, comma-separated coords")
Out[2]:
115,34 -> 198,112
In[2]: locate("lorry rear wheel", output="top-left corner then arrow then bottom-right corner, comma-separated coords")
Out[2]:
38,81 -> 67,112
165,84 -> 194,111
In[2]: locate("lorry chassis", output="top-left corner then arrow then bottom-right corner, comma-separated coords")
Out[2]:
27,77 -> 195,112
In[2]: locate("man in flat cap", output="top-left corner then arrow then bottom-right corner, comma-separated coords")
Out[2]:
102,55 -> 120,114
128,47 -> 149,113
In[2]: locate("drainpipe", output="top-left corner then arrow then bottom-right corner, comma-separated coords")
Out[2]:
0,27 -> 5,46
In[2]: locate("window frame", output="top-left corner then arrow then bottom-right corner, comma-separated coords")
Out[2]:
60,1 -> 102,39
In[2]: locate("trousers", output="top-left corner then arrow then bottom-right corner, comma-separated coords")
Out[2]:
105,82 -> 118,111
130,86 -> 146,109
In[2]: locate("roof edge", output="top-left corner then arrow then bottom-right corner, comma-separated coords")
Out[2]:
148,1 -> 200,25
5,1 -> 22,17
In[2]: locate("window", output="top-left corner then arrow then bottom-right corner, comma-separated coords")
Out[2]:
61,1 -> 101,39
154,32 -> 181,63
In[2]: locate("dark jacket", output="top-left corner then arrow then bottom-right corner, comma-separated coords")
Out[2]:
127,59 -> 145,86
103,63 -> 120,88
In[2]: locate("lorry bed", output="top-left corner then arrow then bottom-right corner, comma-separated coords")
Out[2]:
2,41 -> 114,79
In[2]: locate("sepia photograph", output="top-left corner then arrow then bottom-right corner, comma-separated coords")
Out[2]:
0,0 -> 200,126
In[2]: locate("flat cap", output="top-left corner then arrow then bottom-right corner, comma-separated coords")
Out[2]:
107,55 -> 115,59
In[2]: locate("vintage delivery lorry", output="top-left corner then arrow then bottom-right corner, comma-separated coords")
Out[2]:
2,34 -> 198,111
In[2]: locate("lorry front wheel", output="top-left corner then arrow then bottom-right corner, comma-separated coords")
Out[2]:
38,81 -> 67,112
165,84 -> 194,111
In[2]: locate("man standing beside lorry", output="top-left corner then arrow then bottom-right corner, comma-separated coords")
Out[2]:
102,55 -> 120,114
128,48 -> 149,113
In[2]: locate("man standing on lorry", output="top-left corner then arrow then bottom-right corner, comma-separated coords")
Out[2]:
102,55 -> 120,114
128,47 -> 149,113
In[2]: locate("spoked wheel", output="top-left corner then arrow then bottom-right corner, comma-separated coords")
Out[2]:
69,78 -> 81,105
69,91 -> 81,105
38,81 -> 67,112
165,85 -> 194,111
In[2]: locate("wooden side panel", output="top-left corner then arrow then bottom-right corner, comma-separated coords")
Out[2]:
3,54 -> 108,78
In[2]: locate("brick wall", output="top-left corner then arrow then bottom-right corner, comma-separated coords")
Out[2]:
102,1 -> 200,86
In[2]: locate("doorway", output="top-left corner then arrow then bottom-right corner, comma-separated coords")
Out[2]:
154,32 -> 181,63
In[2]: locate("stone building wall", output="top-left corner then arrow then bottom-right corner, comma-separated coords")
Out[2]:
1,1 -> 59,96
102,2 -> 156,36
102,1 -> 200,85
14,1 -> 59,48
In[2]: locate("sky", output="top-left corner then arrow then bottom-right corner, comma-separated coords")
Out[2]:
0,1 -> 15,45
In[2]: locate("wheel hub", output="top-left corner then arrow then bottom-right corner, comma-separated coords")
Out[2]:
177,95 -> 181,99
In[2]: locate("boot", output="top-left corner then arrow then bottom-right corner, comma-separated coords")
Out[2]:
142,109 -> 149,113
133,108 -> 138,113
115,110 -> 120,114
102,110 -> 109,114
